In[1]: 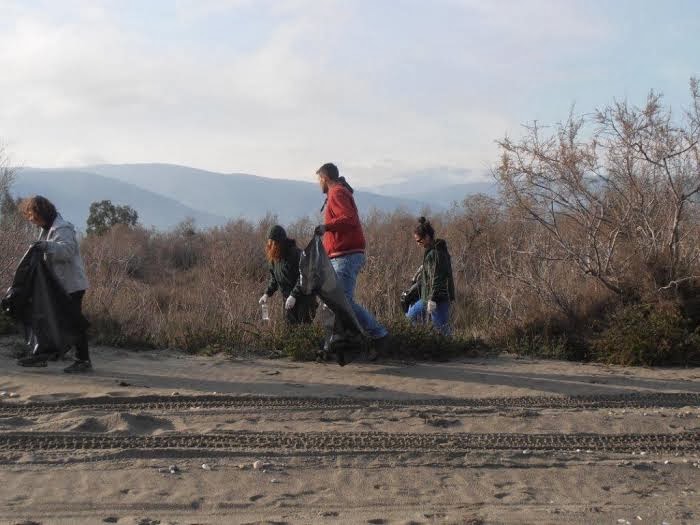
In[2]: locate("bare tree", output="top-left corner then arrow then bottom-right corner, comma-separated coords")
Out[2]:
0,144 -> 15,198
495,79 -> 700,297
0,145 -> 33,287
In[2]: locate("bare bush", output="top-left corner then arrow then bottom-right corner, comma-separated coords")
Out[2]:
3,83 -> 699,365
0,153 -> 34,287
496,80 -> 700,301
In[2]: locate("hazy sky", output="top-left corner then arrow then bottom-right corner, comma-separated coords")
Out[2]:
0,0 -> 698,187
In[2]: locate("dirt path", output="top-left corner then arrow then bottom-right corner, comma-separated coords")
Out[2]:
0,337 -> 699,524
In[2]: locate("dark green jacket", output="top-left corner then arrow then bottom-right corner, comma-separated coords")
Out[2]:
265,239 -> 304,299
419,238 -> 455,303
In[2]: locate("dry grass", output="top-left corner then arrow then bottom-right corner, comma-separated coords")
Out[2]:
2,83 -> 700,365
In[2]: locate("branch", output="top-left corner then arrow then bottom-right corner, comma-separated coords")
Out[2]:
657,275 -> 700,291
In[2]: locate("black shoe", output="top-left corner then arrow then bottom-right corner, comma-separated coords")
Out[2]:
64,360 -> 93,373
18,355 -> 48,367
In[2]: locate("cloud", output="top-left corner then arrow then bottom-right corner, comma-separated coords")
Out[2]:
0,0 -> 628,185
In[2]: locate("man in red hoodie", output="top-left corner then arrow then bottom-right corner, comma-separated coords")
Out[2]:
314,163 -> 389,346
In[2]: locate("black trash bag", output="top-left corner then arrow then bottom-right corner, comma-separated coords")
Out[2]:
1,244 -> 89,359
400,265 -> 423,313
298,235 -> 366,365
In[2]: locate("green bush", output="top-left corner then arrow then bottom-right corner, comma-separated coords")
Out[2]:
494,318 -> 588,361
592,302 -> 700,366
253,323 -> 324,361
502,332 -> 574,360
180,323 -> 321,361
88,317 -> 159,349
384,319 -> 486,360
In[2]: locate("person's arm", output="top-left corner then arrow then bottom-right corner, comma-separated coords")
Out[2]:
289,248 -> 304,298
45,226 -> 78,262
324,190 -> 359,233
290,274 -> 304,298
265,266 -> 279,297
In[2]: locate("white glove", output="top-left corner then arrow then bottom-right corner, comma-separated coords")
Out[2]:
259,294 -> 268,305
427,300 -> 437,314
285,295 -> 297,310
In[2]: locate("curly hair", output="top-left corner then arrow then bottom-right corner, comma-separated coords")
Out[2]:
19,195 -> 57,227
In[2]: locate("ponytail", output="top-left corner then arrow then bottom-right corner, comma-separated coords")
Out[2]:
414,216 -> 435,239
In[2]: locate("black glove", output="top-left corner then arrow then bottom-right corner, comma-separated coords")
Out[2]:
314,225 -> 326,236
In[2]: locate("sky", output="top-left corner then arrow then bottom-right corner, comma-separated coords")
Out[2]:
0,0 -> 698,188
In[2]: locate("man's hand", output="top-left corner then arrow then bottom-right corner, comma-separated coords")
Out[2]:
259,294 -> 269,305
285,295 -> 297,310
313,225 -> 326,236
427,300 -> 437,314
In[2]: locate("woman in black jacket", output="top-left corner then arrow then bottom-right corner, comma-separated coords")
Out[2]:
259,225 -> 316,324
406,217 -> 455,335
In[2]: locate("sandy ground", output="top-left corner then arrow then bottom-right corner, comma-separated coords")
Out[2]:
0,336 -> 699,525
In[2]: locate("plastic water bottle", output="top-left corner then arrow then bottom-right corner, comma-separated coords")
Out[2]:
261,303 -> 270,321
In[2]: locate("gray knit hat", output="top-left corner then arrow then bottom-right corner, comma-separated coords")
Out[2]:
268,225 -> 287,242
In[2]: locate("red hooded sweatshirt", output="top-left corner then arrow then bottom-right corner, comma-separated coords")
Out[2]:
323,183 -> 366,258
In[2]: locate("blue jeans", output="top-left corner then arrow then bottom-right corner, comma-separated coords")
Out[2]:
406,299 -> 451,335
330,253 -> 388,339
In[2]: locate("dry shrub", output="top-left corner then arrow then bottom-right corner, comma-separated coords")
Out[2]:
2,83 -> 699,365
592,301 -> 700,366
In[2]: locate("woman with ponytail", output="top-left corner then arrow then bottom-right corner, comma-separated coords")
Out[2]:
407,217 -> 455,335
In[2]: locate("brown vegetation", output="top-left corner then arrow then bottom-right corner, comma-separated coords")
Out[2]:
2,83 -> 700,365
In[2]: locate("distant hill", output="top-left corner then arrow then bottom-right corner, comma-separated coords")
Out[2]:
396,182 -> 498,207
368,180 -> 498,207
81,163 -> 437,224
11,164 -> 442,231
358,165 -> 498,208
12,169 -> 226,231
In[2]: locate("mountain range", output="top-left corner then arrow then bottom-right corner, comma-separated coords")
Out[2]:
11,164 -> 496,231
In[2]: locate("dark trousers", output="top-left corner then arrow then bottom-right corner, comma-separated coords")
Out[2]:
69,291 -> 90,361
284,295 -> 317,325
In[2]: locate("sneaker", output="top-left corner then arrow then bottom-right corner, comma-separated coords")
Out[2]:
18,355 -> 48,367
63,360 -> 93,373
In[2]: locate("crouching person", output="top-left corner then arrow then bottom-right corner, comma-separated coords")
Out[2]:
259,225 -> 316,324
18,195 -> 92,372
406,217 -> 455,335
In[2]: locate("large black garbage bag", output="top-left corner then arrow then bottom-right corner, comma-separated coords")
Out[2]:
1,244 -> 88,358
400,265 -> 423,313
298,235 -> 366,365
